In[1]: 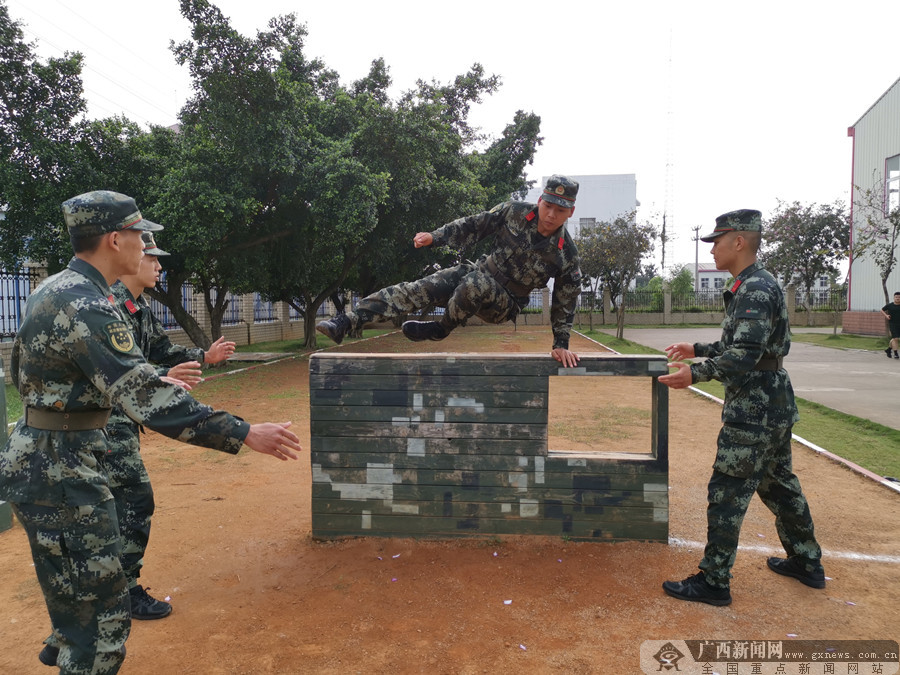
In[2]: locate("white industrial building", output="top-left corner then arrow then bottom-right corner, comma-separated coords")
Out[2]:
524,174 -> 639,238
845,75 -> 900,335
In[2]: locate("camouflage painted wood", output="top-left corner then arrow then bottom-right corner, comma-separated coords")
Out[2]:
309,353 -> 669,543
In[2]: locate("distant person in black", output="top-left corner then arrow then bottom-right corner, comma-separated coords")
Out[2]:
881,291 -> 900,359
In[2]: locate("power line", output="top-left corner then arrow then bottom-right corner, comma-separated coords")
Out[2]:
8,0 -> 182,126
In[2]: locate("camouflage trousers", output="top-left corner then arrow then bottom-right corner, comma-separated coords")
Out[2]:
101,421 -> 154,590
13,500 -> 130,675
700,425 -> 822,588
349,262 -> 522,332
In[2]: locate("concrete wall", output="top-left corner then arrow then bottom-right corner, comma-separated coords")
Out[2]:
848,75 -> 900,311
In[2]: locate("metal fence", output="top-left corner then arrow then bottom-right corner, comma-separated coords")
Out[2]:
794,288 -> 847,312
253,293 -> 277,323
1,268 -> 41,338
147,279 -> 197,330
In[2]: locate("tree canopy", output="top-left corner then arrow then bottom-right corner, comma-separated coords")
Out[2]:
0,0 -> 543,349
853,172 -> 900,305
577,212 -> 656,338
761,199 -> 849,324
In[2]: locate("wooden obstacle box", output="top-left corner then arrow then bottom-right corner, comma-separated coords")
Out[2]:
310,353 -> 669,542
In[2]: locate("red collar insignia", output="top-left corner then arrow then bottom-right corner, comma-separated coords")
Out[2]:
730,279 -> 742,293
124,299 -> 138,314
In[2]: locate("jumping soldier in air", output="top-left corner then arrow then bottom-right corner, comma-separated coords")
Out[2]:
316,175 -> 584,368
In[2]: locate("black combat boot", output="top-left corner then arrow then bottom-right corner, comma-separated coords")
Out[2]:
662,572 -> 732,606
885,347 -> 893,358
766,556 -> 826,588
129,585 -> 173,620
38,644 -> 59,667
401,321 -> 450,342
315,313 -> 353,344
39,644 -> 125,667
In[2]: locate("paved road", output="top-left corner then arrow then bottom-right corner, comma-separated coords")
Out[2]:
591,326 -> 900,431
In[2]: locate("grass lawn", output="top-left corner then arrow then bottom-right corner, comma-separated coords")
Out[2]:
582,329 -> 900,480
790,331 -> 893,352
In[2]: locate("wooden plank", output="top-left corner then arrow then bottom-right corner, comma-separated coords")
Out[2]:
311,451 -> 662,473
311,512 -> 668,541
310,353 -> 668,378
311,489 -> 666,512
310,404 -> 547,425
310,420 -> 548,441
311,465 -> 668,490
311,373 -> 549,393
310,388 -> 547,408
312,435 -> 546,457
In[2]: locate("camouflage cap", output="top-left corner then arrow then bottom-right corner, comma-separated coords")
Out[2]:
541,175 -> 579,208
700,209 -> 762,242
62,190 -> 164,238
141,231 -> 170,256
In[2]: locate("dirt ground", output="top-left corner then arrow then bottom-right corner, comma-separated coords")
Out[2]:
1,324 -> 898,674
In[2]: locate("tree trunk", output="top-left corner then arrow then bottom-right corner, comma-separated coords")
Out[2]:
303,307 -> 319,349
616,304 -> 626,340
145,282 -> 211,350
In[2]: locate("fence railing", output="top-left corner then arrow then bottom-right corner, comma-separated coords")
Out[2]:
794,288 -> 847,312
1,268 -> 42,338
147,280 -> 197,330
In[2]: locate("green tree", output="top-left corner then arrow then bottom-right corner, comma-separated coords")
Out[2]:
667,265 -> 694,294
161,0 -> 391,347
0,0 -> 85,270
577,213 -> 656,339
853,171 -> 900,305
762,200 -> 849,326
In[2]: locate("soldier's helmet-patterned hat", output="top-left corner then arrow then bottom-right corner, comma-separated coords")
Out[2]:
62,190 -> 164,239
700,208 -> 762,242
141,231 -> 170,256
541,175 -> 579,208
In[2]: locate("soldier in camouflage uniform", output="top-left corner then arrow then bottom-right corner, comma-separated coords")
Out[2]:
104,232 -> 237,621
0,191 -> 301,674
658,209 -> 824,606
316,175 -> 583,367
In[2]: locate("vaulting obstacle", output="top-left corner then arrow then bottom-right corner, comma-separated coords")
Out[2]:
310,352 -> 669,542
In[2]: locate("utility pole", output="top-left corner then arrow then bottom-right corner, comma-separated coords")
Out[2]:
692,225 -> 700,291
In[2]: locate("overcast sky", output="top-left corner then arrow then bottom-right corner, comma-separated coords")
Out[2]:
8,0 -> 900,267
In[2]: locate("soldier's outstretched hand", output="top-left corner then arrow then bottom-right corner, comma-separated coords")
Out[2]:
167,361 -> 204,386
161,375 -> 193,391
244,422 -> 302,460
551,348 -> 580,368
658,361 -> 692,389
664,342 -> 695,361
413,232 -> 434,248
205,336 -> 237,364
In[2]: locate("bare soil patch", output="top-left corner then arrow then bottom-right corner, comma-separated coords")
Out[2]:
1,324 -> 898,673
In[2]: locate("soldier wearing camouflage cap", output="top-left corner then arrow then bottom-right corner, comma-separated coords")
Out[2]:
1,190 -> 301,673
658,208 -> 824,606
316,175 -> 584,368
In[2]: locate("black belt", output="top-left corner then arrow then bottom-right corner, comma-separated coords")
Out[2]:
754,356 -> 783,371
25,407 -> 112,431
483,257 -> 532,298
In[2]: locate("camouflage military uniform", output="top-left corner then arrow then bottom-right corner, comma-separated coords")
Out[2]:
350,201 -> 582,349
689,261 -> 822,588
102,280 -> 206,591
0,258 -> 248,675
